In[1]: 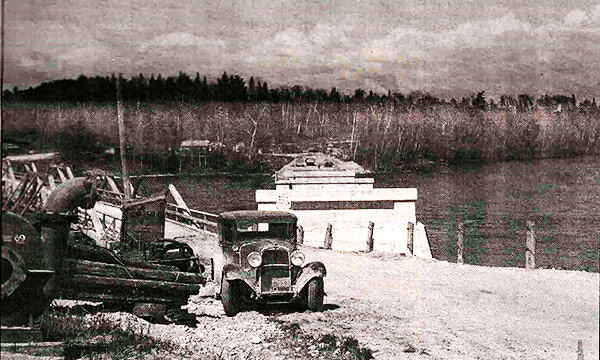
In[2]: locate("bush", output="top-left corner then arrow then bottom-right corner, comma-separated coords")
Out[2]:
54,123 -> 106,162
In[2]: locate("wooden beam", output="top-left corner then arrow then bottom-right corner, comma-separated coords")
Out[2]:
116,74 -> 131,201
105,176 -> 121,193
70,274 -> 201,294
47,175 -> 57,190
66,167 -> 74,179
63,258 -> 205,284
56,168 -> 67,183
168,184 -> 190,215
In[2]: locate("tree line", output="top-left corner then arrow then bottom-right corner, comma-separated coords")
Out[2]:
2,72 -> 598,111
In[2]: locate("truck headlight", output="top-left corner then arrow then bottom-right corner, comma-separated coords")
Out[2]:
290,250 -> 305,266
247,252 -> 262,267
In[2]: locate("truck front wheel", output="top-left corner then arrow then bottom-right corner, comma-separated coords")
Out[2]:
221,280 -> 241,316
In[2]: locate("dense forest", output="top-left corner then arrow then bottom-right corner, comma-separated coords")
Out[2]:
3,72 -> 599,111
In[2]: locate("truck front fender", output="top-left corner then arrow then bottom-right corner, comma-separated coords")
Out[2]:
221,264 -> 259,295
294,261 -> 326,295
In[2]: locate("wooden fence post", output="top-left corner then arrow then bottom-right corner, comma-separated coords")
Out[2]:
324,223 -> 333,250
577,339 -> 584,360
456,220 -> 464,264
407,222 -> 414,256
366,221 -> 374,252
297,225 -> 304,245
526,220 -> 536,269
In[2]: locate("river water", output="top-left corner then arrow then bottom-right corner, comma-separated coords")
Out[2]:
139,156 -> 599,271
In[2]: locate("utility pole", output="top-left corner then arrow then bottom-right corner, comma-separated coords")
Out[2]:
1,0 -> 6,98
116,74 -> 131,201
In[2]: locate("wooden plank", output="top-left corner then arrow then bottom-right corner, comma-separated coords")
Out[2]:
4,152 -> 59,162
37,177 -> 48,204
65,244 -> 177,270
57,168 -> 67,183
87,209 -> 105,238
66,167 -> 74,179
164,209 -> 215,226
47,175 -> 57,190
7,164 -> 17,183
105,176 -> 121,193
63,258 -> 205,284
168,184 -> 191,215
70,274 -> 201,294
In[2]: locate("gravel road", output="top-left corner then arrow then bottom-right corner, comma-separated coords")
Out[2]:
14,247 -> 596,360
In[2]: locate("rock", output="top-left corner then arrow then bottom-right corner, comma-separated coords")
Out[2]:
250,336 -> 262,344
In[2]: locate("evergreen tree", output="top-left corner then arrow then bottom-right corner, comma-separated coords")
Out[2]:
329,87 -> 341,102
248,76 -> 256,101
472,90 -> 487,110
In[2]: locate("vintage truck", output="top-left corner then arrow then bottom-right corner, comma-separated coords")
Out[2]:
214,210 -> 326,316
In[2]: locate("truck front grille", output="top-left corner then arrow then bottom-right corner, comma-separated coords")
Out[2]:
262,249 -> 289,265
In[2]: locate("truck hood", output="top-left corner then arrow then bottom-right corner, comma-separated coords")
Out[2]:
239,239 -> 294,253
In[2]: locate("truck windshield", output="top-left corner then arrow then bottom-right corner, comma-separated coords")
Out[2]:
235,221 -> 295,241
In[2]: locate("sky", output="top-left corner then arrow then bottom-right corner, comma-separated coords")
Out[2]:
3,0 -> 600,99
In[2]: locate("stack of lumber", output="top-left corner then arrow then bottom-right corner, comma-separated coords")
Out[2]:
59,242 -> 206,322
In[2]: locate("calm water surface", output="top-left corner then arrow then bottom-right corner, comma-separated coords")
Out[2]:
141,156 -> 599,271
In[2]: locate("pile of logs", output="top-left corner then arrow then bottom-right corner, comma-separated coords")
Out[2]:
59,240 -> 206,324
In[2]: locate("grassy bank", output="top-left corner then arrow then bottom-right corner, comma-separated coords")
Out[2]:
3,102 -> 598,171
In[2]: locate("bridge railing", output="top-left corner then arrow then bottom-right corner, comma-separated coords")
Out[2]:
96,188 -> 219,234
165,203 -> 219,233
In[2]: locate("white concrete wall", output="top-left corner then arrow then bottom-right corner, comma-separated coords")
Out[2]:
256,188 -> 418,254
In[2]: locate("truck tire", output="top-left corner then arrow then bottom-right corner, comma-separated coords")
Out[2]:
221,280 -> 240,316
306,277 -> 324,311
